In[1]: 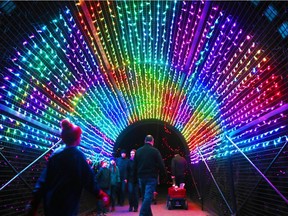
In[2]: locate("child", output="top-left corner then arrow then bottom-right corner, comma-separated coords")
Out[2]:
95,160 -> 111,215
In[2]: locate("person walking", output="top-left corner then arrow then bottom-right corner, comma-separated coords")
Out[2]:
171,149 -> 187,187
109,159 -> 120,212
95,160 -> 111,216
127,149 -> 139,212
134,135 -> 166,216
26,119 -> 109,216
116,149 -> 129,206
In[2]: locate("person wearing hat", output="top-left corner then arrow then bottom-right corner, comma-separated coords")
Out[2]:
127,149 -> 139,212
26,119 -> 109,216
134,135 -> 166,216
116,149 -> 129,206
109,159 -> 120,212
171,149 -> 187,187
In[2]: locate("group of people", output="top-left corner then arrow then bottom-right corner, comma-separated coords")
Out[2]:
26,119 -> 187,216
93,149 -> 138,215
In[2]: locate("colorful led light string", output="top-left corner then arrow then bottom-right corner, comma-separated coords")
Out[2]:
59,9 -> 122,158
181,5 -> 285,162
0,1 -> 287,165
172,1 -> 204,70
1,7 -> 118,161
78,1 -> 144,125
80,3 -> 174,81
178,11 -> 226,150
173,5 -> 225,150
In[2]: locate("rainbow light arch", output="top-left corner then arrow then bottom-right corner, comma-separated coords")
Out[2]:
0,1 -> 287,164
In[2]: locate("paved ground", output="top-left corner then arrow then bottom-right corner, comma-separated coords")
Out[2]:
84,186 -> 211,216
108,200 -> 210,216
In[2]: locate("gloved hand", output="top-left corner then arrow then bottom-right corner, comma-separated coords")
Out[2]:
98,190 -> 110,207
171,176 -> 176,186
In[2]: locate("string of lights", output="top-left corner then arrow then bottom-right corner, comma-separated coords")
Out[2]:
0,1 -> 287,165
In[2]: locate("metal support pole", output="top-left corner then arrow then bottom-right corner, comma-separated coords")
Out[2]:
0,147 -> 33,191
237,140 -> 288,212
226,135 -> 288,205
188,165 -> 202,204
0,140 -> 61,191
228,156 -> 237,214
198,149 -> 234,215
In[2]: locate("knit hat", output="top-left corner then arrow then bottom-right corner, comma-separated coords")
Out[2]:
120,149 -> 126,154
60,119 -> 82,146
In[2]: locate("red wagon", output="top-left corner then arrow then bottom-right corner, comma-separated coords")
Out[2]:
166,186 -> 188,210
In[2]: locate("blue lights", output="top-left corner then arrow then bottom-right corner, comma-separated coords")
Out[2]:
264,4 -> 278,22
278,21 -> 288,39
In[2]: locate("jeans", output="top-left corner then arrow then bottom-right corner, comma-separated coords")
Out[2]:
110,185 -> 117,208
128,182 -> 139,210
117,180 -> 127,205
138,177 -> 157,216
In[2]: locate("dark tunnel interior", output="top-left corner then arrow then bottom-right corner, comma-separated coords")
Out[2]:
114,120 -> 189,183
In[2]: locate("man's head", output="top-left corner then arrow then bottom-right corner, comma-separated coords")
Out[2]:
60,119 -> 82,146
144,135 -> 154,146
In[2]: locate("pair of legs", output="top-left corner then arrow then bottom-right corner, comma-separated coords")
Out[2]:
138,177 -> 157,216
117,180 -> 127,206
128,182 -> 139,211
110,185 -> 117,211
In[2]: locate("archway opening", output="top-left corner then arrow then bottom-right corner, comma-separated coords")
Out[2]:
114,119 -> 191,186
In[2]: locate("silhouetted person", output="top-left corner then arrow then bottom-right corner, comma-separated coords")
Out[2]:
127,149 -> 139,212
134,135 -> 166,216
171,149 -> 187,187
95,160 -> 111,215
26,119 -> 109,216
116,149 -> 129,206
109,159 -> 120,212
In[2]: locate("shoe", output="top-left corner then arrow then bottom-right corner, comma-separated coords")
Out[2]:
133,208 -> 138,212
129,207 -> 133,212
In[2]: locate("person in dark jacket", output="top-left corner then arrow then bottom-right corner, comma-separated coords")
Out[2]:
127,149 -> 139,212
95,160 -> 111,215
171,149 -> 187,186
134,135 -> 166,216
26,119 -> 109,216
116,149 -> 129,206
109,159 -> 120,212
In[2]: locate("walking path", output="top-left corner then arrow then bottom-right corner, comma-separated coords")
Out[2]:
84,186 -> 211,216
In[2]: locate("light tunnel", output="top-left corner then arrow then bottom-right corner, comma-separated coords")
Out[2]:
0,1 -> 287,215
